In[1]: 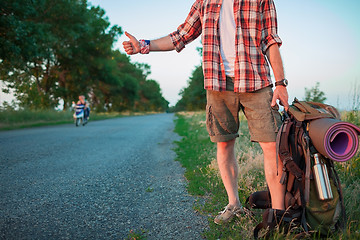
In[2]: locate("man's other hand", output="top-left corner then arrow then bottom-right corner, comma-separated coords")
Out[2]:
271,86 -> 289,111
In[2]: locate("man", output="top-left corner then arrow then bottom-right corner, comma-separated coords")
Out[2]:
123,0 -> 289,224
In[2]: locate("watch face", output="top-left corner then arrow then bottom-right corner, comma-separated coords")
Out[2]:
283,79 -> 288,86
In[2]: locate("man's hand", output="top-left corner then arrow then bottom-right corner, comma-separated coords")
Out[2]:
122,32 -> 141,55
271,86 -> 289,111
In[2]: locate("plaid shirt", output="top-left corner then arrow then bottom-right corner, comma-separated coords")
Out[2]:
169,0 -> 282,92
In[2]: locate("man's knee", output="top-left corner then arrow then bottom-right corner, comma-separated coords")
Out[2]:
217,139 -> 236,151
260,142 -> 281,178
259,142 -> 276,153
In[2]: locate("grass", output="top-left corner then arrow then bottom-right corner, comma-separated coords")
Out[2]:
174,111 -> 360,239
0,109 -> 156,131
125,229 -> 148,240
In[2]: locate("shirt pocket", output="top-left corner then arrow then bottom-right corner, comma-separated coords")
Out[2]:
203,1 -> 221,21
240,0 -> 261,27
239,1 -> 262,45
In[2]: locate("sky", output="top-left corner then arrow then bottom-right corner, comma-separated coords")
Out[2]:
1,0 -> 360,109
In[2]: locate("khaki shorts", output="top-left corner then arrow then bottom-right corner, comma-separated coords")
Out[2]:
206,86 -> 282,143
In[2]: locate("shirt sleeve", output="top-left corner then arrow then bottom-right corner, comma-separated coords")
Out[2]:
169,0 -> 202,53
260,0 -> 282,54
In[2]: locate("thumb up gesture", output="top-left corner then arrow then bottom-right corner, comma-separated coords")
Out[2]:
122,32 -> 141,55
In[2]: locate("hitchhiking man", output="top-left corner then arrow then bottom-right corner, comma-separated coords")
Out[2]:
123,0 -> 289,224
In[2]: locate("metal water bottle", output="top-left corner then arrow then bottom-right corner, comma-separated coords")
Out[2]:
313,153 -> 333,200
321,158 -> 333,199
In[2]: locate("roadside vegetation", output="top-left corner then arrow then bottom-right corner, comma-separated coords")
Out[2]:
174,110 -> 360,239
0,108 -> 155,131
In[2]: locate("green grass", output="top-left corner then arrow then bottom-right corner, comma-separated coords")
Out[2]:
125,229 -> 148,240
0,109 -> 151,131
174,111 -> 360,239
174,112 -> 218,196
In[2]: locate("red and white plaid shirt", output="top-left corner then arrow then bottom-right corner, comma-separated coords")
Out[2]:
169,0 -> 282,92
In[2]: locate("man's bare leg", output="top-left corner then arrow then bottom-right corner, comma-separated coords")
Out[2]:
217,139 -> 241,207
259,141 -> 285,210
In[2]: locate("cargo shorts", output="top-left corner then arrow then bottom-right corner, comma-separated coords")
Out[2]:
206,80 -> 282,143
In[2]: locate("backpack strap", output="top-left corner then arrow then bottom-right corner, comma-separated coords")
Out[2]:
254,209 -> 278,239
289,105 -> 306,122
299,132 -> 312,233
301,133 -> 311,204
276,119 -> 285,177
277,118 -> 303,183
253,208 -> 302,239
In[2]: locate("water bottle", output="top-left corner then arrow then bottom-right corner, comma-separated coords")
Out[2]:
313,153 -> 333,200
321,159 -> 333,199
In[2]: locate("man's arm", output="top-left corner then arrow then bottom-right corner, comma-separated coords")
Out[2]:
122,32 -> 175,55
266,43 -> 289,110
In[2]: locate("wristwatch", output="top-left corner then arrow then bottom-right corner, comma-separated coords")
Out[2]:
275,79 -> 288,87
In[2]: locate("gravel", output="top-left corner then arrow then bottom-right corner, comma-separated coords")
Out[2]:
0,113 -> 208,240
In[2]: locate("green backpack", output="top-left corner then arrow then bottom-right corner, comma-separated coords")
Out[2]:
247,99 -> 346,239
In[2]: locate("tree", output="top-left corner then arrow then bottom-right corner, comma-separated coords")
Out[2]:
175,65 -> 205,111
0,0 -> 168,112
304,82 -> 327,103
136,79 -> 168,111
0,0 -> 123,110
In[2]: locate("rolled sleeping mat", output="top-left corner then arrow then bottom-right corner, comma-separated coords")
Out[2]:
308,118 -> 360,162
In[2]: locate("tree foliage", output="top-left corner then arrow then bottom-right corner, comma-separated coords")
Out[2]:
172,43 -> 205,112
174,65 -> 206,111
304,82 -> 327,103
0,0 -> 168,112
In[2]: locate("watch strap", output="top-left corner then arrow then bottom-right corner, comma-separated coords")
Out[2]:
275,79 -> 288,87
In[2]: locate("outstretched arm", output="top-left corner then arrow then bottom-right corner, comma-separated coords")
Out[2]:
122,32 -> 175,55
266,43 -> 289,111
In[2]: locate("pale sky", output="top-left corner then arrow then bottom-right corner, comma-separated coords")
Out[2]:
1,0 -> 359,109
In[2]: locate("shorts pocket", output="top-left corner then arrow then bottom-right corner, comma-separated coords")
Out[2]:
206,105 -> 215,137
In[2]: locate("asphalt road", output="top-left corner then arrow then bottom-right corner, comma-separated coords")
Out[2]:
0,114 -> 207,240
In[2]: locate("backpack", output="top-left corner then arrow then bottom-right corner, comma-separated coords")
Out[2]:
247,99 -> 347,239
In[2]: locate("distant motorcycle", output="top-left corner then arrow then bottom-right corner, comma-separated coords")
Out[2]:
73,104 -> 88,127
